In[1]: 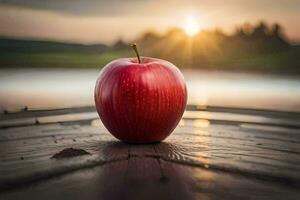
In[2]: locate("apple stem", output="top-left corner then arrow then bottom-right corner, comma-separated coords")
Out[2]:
131,43 -> 141,64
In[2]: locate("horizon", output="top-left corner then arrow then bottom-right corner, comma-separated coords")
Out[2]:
0,22 -> 299,46
0,0 -> 299,45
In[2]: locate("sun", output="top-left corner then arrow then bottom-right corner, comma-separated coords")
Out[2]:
183,16 -> 201,36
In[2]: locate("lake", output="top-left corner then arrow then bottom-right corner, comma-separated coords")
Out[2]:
0,68 -> 300,112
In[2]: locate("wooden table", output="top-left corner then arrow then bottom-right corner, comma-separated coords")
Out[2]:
0,105 -> 300,200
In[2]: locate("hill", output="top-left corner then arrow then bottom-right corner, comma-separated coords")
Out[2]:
0,38 -> 127,68
0,38 -> 108,53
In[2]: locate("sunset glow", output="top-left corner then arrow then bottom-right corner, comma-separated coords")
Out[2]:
183,16 -> 201,36
0,1 -> 299,43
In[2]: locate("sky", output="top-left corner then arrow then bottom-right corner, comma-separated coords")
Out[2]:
0,0 -> 299,44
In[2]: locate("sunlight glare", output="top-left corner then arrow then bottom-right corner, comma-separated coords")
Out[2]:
183,16 -> 200,36
193,119 -> 210,128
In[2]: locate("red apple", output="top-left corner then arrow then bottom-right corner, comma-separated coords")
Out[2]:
94,44 -> 187,143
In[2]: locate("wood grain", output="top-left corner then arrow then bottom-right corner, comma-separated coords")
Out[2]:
0,105 -> 299,199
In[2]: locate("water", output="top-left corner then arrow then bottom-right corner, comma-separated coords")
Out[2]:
0,68 -> 300,112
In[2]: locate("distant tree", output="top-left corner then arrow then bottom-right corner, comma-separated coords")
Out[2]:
214,28 -> 225,37
133,21 -> 292,70
233,23 -> 252,39
242,23 -> 253,35
164,28 -> 185,39
138,31 -> 161,44
113,39 -> 127,50
271,23 -> 281,36
251,21 -> 269,39
269,23 -> 289,47
234,27 -> 246,38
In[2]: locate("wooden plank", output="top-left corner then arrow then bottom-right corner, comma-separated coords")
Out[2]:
2,108 -> 299,129
183,111 -> 300,128
1,106 -> 300,199
0,118 -> 36,128
0,112 -> 99,128
165,124 -> 300,184
0,124 -> 299,192
1,121 -> 300,188
4,105 -> 298,120
37,112 -> 98,124
0,106 -> 95,119
1,158 -> 299,200
1,121 -> 300,183
187,104 -> 300,119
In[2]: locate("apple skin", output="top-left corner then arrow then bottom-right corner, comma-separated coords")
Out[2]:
94,57 -> 187,143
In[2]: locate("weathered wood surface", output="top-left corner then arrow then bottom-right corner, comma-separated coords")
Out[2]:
0,105 -> 300,200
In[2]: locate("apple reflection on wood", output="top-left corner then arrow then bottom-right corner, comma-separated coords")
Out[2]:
94,44 -> 187,143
